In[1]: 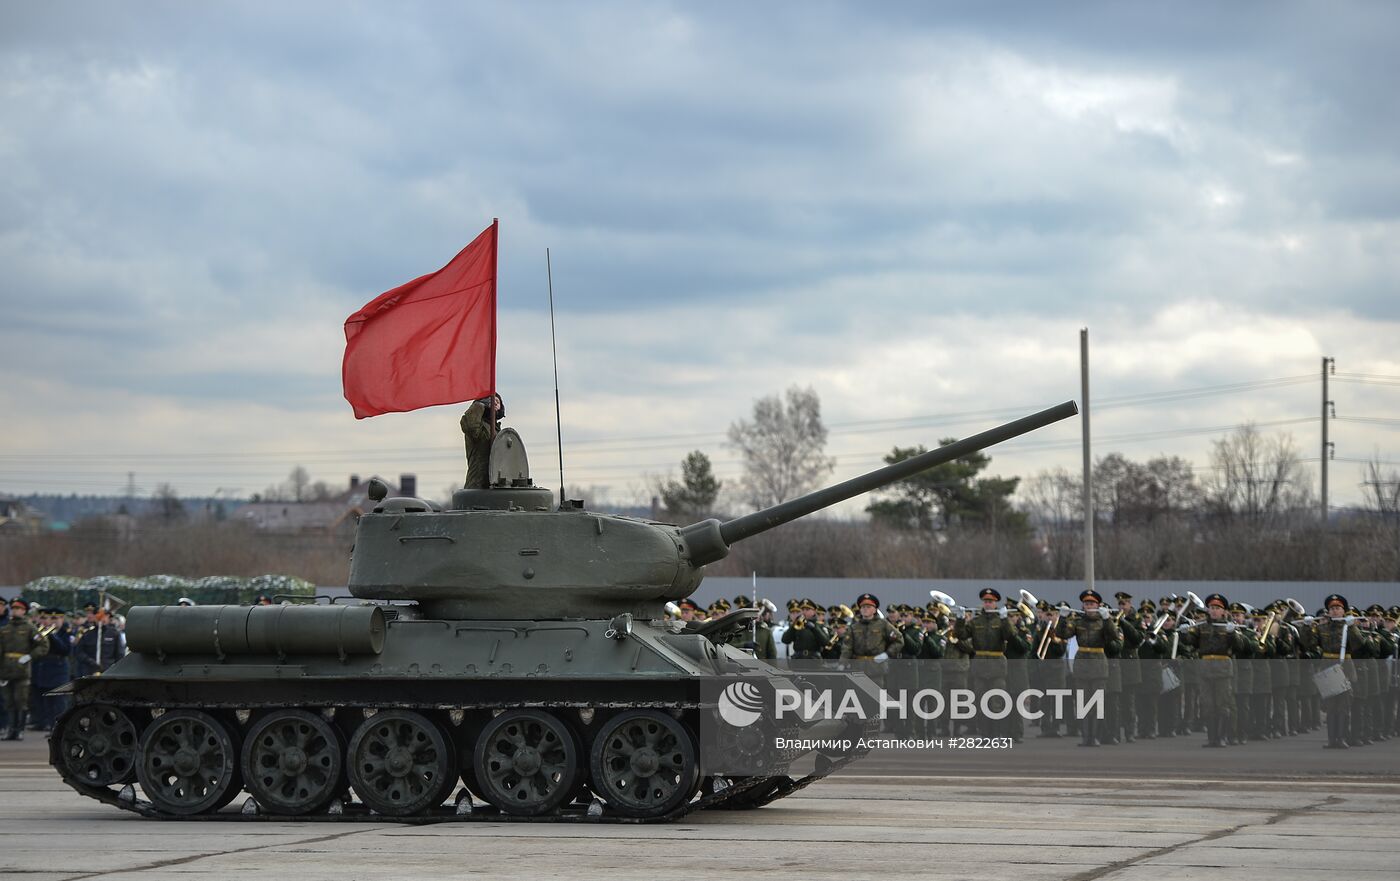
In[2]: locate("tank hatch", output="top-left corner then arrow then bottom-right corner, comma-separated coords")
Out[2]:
452,427 -> 555,511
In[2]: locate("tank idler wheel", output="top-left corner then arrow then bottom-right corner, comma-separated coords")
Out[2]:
589,710 -> 700,819
242,710 -> 344,816
56,704 -> 141,787
347,710 -> 455,816
136,710 -> 243,815
473,709 -> 581,816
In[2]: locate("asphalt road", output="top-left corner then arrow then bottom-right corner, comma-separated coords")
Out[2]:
4,734 -> 1399,881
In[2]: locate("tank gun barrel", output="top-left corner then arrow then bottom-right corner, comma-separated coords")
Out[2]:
680,400 -> 1078,566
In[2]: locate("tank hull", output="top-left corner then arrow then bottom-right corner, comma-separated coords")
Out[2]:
50,609 -> 877,821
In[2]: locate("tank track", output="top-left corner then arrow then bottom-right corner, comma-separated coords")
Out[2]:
50,700 -> 869,823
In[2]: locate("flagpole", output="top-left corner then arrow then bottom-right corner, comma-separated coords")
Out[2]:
546,248 -> 566,506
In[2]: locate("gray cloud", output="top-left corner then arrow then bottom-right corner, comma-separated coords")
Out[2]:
2,1 -> 1397,503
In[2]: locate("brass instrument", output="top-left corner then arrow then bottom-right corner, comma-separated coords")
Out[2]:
1016,588 -> 1037,624
1036,608 -> 1062,659
792,615 -> 806,630
1256,611 -> 1277,646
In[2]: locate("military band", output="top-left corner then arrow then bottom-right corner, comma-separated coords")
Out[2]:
652,586 -> 1400,749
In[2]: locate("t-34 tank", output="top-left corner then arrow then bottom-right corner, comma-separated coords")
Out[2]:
49,400 -> 1077,821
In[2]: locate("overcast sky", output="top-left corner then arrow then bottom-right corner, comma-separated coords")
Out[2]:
2,1 -> 1397,513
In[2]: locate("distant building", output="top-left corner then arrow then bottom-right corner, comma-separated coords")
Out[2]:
235,474 -> 416,535
0,498 -> 45,536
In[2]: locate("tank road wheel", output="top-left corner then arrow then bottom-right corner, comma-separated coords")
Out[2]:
241,710 -> 344,816
347,710 -> 454,816
56,704 -> 141,786
472,710 -> 581,816
589,710 -> 700,819
136,710 -> 243,815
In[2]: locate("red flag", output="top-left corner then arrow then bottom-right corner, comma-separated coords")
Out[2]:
342,220 -> 498,419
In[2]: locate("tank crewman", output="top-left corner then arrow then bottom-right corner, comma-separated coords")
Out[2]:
30,608 -> 74,731
460,393 -> 504,489
76,605 -> 126,678
255,594 -> 274,606
1056,589 -> 1120,747
784,598 -> 831,661
954,588 -> 1026,737
1111,591 -> 1142,744
2,597 -> 50,740
1180,593 -> 1252,748
1035,601 -> 1069,738
840,593 -> 901,662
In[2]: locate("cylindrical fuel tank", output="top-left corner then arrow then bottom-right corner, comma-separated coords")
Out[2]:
126,604 -> 386,657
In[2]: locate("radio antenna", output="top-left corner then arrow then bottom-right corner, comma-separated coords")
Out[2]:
546,248 -> 566,505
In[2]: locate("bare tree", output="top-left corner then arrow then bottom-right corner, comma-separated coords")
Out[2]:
1359,456 -> 1400,580
1203,424 -> 1312,522
152,483 -> 185,523
727,386 -> 835,509
289,466 -> 311,502
1019,467 -> 1082,578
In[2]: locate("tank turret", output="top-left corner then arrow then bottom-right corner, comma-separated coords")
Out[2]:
349,400 -> 1079,619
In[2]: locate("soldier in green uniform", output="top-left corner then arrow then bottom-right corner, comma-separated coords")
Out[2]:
1136,601 -> 1166,738
676,598 -> 701,624
955,588 -> 1026,738
1035,601 -> 1069,737
2,597 -> 50,740
1247,607 -> 1275,741
1382,607 -> 1399,738
782,598 -> 830,662
1266,603 -> 1295,737
752,600 -> 778,660
459,394 -> 503,488
1365,605 -> 1392,742
840,593 -> 901,662
1056,589 -> 1119,747
1225,603 -> 1253,744
842,594 -> 901,716
1003,599 -> 1033,742
821,606 -> 850,661
1346,606 -> 1376,746
1156,610 -> 1184,737
1295,606 -> 1323,732
1181,593 -> 1253,748
1312,594 -> 1365,748
1110,591 -> 1142,744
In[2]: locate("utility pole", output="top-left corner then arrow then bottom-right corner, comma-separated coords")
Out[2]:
1321,357 -> 1334,525
1081,328 -> 1094,594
